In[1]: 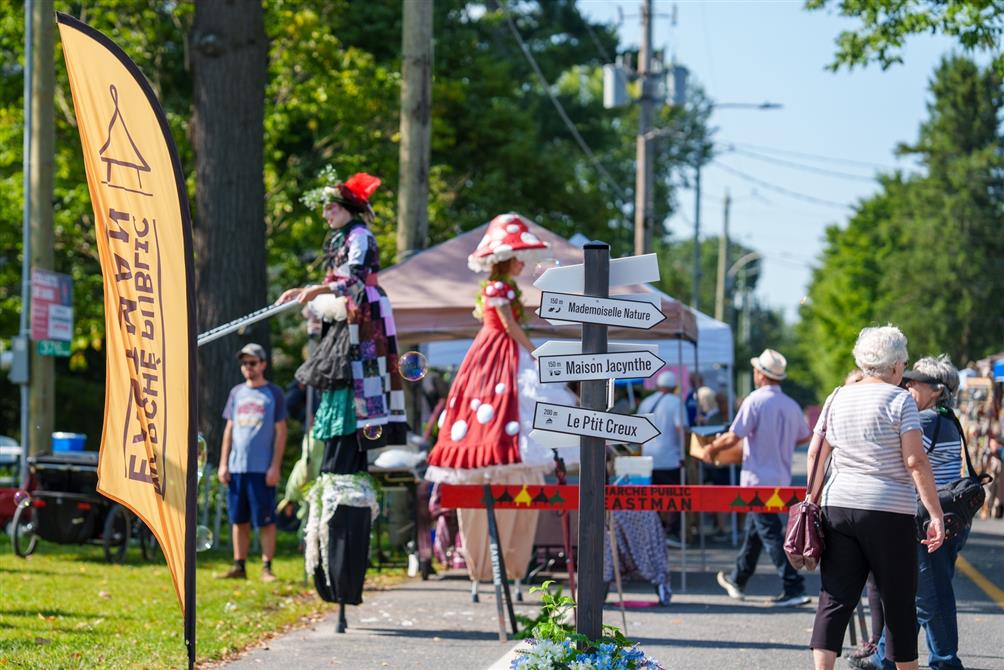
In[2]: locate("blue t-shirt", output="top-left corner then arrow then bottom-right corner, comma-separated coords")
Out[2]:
222,382 -> 287,473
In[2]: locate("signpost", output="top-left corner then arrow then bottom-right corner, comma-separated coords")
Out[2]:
531,244 -> 667,641
538,291 -> 666,329
533,402 -> 660,443
30,268 -> 73,357
538,349 -> 665,384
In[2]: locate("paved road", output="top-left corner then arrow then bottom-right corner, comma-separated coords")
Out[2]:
221,446 -> 1004,670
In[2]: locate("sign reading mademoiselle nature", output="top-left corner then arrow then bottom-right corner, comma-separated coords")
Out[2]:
57,12 -> 198,668
537,291 -> 666,329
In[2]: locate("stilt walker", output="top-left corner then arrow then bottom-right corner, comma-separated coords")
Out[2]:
279,167 -> 407,632
425,213 -> 577,600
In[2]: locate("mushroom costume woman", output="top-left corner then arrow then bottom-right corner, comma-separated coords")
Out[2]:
425,213 -> 577,596
277,167 -> 406,633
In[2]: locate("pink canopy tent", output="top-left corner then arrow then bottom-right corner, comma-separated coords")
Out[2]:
379,221 -> 697,344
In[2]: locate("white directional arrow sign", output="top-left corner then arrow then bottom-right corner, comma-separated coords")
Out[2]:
532,340 -> 658,358
533,402 -> 661,443
537,291 -> 666,329
533,253 -> 660,293
538,350 -> 666,383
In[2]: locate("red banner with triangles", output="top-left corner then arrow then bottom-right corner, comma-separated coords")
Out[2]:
439,484 -> 806,513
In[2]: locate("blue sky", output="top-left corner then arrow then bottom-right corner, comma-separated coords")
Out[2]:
576,0 -> 960,321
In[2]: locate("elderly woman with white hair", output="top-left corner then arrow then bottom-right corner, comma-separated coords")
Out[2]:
860,355 -> 969,670
807,326 -> 945,670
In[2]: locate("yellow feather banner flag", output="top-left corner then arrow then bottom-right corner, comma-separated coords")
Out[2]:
57,12 -> 198,667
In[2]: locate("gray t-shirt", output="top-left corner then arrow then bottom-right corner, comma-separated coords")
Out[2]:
816,383 -> 921,516
222,382 -> 286,474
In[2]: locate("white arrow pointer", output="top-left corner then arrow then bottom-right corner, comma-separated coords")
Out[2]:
533,402 -> 660,443
538,350 -> 667,383
537,292 -> 666,330
533,253 -> 660,293
532,340 -> 659,358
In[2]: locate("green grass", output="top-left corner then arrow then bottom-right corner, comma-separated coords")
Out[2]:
0,530 -> 404,669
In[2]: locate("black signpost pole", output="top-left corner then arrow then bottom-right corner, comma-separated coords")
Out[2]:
577,243 -> 610,641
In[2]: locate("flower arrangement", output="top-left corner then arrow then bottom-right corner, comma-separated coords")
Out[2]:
511,582 -> 665,670
300,165 -> 341,210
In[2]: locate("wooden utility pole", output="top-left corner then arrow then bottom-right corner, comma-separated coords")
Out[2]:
396,0 -> 433,263
714,189 -> 730,322
28,0 -> 55,457
633,0 -> 654,256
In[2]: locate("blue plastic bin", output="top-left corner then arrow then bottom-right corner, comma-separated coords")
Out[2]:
52,432 -> 87,452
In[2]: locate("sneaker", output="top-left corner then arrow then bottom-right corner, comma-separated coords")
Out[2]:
846,654 -> 883,670
769,592 -> 811,607
655,583 -> 672,606
716,571 -> 745,600
261,566 -> 277,583
219,564 -> 246,580
849,642 -> 877,660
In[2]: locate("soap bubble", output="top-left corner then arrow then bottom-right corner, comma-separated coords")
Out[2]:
533,258 -> 561,279
398,351 -> 428,382
196,433 -> 208,483
195,525 -> 214,552
362,424 -> 383,441
13,490 -> 30,509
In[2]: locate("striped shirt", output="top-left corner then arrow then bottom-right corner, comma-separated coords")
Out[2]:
920,409 -> 964,487
816,383 -> 922,516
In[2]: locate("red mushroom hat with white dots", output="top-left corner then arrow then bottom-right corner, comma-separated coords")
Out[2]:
467,212 -> 549,273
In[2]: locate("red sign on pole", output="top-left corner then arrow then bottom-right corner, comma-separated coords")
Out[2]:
439,484 -> 806,514
30,268 -> 74,342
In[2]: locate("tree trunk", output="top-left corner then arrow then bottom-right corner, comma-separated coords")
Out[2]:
190,1 -> 268,460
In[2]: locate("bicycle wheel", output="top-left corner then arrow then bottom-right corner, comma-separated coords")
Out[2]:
11,503 -> 38,557
139,522 -> 162,561
102,504 -> 131,564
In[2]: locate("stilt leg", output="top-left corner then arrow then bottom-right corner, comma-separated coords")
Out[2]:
471,579 -> 480,603
336,601 -> 347,634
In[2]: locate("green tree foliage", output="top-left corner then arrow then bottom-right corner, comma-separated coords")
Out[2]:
795,55 -> 1004,392
0,2 -> 711,439
806,0 -> 1004,75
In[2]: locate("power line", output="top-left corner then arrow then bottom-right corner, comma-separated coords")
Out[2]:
720,139 -> 900,171
582,15 -> 613,63
728,146 -> 878,183
500,3 -> 628,200
711,161 -> 853,210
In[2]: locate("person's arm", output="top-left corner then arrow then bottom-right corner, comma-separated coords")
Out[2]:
266,420 -> 287,487
496,304 -> 536,356
217,419 -> 234,484
703,430 -> 741,464
805,434 -> 832,502
901,428 -> 945,553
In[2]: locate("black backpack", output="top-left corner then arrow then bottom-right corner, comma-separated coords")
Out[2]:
915,408 -> 993,541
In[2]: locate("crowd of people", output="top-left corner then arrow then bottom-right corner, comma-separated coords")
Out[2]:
207,166 -> 996,665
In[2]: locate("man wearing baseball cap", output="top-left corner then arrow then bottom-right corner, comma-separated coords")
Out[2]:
218,343 -> 288,581
704,348 -> 812,607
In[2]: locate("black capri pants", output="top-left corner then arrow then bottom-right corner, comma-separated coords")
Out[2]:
810,506 -> 918,662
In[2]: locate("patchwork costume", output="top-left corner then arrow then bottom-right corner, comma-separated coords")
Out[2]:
294,171 -> 404,609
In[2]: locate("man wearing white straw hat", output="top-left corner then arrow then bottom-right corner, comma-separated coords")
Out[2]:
703,348 -> 813,607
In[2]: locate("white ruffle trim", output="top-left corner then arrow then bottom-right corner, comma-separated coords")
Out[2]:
467,247 -> 548,273
303,473 -> 380,588
424,350 -> 579,482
